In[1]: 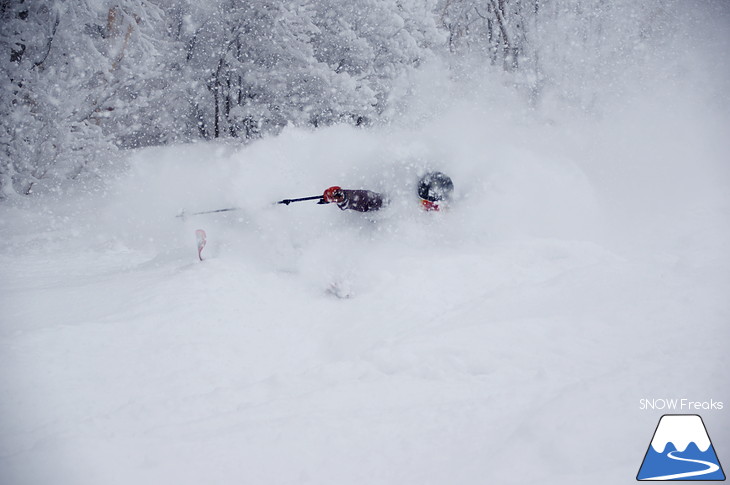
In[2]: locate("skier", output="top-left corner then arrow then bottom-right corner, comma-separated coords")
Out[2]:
320,171 -> 453,212
320,186 -> 386,212
417,171 -> 453,211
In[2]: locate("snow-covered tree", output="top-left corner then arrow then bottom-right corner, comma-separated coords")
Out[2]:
181,0 -> 366,139
312,0 -> 445,118
438,0 -> 532,70
0,0 -> 173,197
180,0 -> 442,140
1,0 -> 677,198
436,0 -> 671,110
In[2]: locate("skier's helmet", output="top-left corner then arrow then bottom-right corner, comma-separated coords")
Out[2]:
418,172 -> 453,210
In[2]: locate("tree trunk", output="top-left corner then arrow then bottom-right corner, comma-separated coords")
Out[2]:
213,57 -> 223,138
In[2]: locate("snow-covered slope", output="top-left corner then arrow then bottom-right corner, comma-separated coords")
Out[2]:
2,100 -> 728,484
2,32 -> 730,485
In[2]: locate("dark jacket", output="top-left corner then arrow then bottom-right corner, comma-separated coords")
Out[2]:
337,190 -> 385,212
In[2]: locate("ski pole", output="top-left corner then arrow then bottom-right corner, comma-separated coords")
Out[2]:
176,207 -> 240,218
277,195 -> 324,205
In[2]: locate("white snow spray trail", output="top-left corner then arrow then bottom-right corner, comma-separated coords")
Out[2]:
640,451 -> 721,481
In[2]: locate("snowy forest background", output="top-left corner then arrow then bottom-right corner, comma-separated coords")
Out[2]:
0,0 -> 712,197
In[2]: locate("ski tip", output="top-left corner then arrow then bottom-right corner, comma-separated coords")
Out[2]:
195,229 -> 207,261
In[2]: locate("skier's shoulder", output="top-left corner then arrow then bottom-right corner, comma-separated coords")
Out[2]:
339,189 -> 385,212
343,189 -> 381,200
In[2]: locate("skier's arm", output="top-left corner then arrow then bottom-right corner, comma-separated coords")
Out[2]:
322,186 -> 385,212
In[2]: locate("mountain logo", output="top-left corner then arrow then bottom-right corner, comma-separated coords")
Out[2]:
637,414 -> 725,481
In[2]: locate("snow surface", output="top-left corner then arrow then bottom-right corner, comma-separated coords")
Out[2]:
2,45 -> 730,485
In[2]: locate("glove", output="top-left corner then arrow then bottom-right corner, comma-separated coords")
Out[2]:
322,186 -> 345,203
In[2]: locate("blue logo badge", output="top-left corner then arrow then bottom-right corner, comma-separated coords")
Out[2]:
637,414 -> 725,481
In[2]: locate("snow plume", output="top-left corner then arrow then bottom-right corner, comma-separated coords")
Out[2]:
1,2 -> 729,485
2,53 -> 729,485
